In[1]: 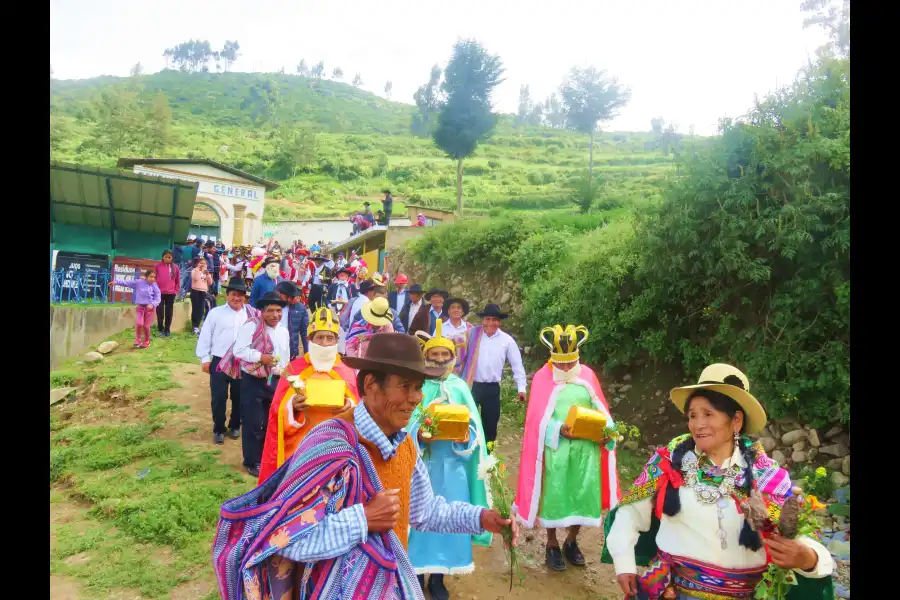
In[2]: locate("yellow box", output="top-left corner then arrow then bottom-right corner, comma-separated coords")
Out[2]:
564,405 -> 608,443
426,404 -> 471,441
304,378 -> 347,408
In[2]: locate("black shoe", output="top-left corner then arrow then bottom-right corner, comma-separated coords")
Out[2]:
246,465 -> 260,477
563,540 -> 586,566
546,546 -> 566,571
427,574 -> 450,600
213,433 -> 225,445
228,428 -> 241,440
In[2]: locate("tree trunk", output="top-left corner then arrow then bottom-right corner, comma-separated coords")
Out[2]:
456,157 -> 464,217
589,130 -> 594,180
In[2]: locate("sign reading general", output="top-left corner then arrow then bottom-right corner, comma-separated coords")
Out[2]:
212,183 -> 260,200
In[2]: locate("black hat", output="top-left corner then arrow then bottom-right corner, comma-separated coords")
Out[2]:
424,288 -> 449,301
343,332 -> 444,380
255,291 -> 287,311
408,284 -> 424,294
446,297 -> 470,315
204,239 -> 215,248
225,277 -> 248,293
358,279 -> 376,294
363,201 -> 371,206
311,253 -> 328,262
262,256 -> 281,268
275,280 -> 300,298
477,303 -> 509,319
335,267 -> 354,277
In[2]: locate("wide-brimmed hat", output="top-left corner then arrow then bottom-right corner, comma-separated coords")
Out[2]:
408,284 -> 424,294
424,288 -> 449,301
361,297 -> 395,327
275,280 -> 300,298
477,303 -> 508,319
262,256 -> 281,268
358,279 -> 377,294
311,253 -> 328,262
225,277 -> 248,293
394,274 -> 409,285
670,364 -> 767,435
446,297 -> 470,315
343,332 -> 445,380
254,291 -> 287,311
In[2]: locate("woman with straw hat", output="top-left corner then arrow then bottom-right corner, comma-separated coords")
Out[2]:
345,296 -> 396,358
601,364 -> 835,599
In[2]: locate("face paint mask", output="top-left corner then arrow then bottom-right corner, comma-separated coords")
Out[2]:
265,263 -> 280,279
308,342 -> 339,372
425,357 -> 456,379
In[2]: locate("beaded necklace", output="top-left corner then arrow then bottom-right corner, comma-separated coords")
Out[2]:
681,450 -> 744,550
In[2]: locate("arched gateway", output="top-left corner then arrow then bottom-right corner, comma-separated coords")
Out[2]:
117,158 -> 279,247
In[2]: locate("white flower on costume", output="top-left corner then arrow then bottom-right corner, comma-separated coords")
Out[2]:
478,455 -> 499,481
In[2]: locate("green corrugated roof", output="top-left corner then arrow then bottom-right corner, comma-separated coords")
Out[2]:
50,161 -> 199,246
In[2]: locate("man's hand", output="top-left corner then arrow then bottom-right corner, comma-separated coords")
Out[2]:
616,574 -> 638,596
517,392 -> 527,403
332,397 -> 353,414
364,489 -> 400,533
479,510 -> 519,548
560,424 -> 576,440
259,354 -> 275,366
291,391 -> 308,413
201,362 -> 211,374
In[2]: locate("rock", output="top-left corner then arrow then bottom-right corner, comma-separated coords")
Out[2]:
827,540 -> 851,561
807,429 -> 821,447
791,450 -> 808,463
830,471 -> 850,487
624,440 -> 639,451
623,374 -> 632,381
825,425 -> 844,439
792,440 -> 808,452
831,433 -> 850,447
84,351 -> 104,363
771,449 -> 786,465
49,387 -> 77,406
807,447 -> 818,461
619,384 -> 632,393
834,583 -> 850,599
655,390 -> 662,397
826,458 -> 844,469
759,427 -> 772,438
97,340 -> 119,354
821,443 -> 850,458
841,455 -> 850,476
834,487 -> 850,504
759,437 -> 777,453
657,407 -> 666,414
781,429 -> 807,445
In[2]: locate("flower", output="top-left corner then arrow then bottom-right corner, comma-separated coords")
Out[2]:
814,467 -> 827,478
478,454 -> 499,480
806,495 -> 827,512
486,441 -> 496,453
421,431 -> 433,440
424,417 -> 433,426
287,374 -> 303,386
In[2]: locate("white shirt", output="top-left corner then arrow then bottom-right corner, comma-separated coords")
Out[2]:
443,319 -> 470,340
195,304 -> 251,363
406,300 -> 424,331
394,289 -> 407,313
312,261 -> 335,285
606,445 -> 835,578
473,329 -> 527,393
232,320 -> 290,374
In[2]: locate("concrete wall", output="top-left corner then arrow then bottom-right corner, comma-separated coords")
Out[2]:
50,302 -> 190,369
264,219 -> 412,248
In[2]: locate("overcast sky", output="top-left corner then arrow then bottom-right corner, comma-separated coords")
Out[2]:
50,0 -> 829,136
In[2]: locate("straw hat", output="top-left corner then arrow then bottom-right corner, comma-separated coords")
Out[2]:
669,364 -> 767,435
360,297 -> 395,327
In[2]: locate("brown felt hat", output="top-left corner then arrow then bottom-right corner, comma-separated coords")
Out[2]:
343,332 -> 445,380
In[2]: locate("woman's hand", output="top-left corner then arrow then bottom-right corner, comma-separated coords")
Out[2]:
290,391 -> 308,413
616,574 -> 638,596
560,424 -> 576,440
764,534 -> 819,571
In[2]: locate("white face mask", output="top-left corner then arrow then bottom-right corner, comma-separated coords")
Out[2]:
551,362 -> 582,383
308,342 -> 339,372
265,264 -> 280,279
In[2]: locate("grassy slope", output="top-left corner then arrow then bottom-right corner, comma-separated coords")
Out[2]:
50,71 -> 695,220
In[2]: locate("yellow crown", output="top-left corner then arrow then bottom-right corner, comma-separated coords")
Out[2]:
308,307 -> 340,337
539,324 -> 589,363
415,319 -> 457,356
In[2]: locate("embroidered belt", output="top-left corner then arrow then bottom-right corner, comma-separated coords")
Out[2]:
638,551 -> 766,599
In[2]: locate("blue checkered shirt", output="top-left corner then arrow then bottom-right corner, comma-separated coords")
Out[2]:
277,403 -> 485,562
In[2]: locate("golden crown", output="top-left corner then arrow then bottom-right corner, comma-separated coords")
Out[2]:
308,307 -> 340,336
539,324 -> 589,363
415,319 -> 457,356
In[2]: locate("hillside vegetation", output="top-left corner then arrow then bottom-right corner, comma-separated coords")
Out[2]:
50,71 -> 687,220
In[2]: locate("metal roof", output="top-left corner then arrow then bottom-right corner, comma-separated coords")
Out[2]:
328,226 -> 388,254
50,161 -> 199,246
116,157 -> 280,191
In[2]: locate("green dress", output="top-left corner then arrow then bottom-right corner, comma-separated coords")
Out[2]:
537,383 -> 603,526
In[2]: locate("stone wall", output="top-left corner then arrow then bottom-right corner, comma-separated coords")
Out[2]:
757,421 -> 851,486
50,302 -> 190,368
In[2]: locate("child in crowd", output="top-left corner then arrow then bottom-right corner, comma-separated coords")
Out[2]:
111,269 -> 161,348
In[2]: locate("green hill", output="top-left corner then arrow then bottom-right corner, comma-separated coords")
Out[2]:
50,70 -> 692,220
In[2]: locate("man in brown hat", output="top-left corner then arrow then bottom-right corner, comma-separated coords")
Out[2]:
214,332 -> 519,600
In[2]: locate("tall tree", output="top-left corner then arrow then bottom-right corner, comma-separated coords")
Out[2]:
146,92 -> 173,154
219,40 -> 241,71
241,80 -> 283,128
352,73 -> 364,87
559,66 -> 631,178
331,67 -> 344,80
296,59 -> 310,77
543,93 -> 566,128
650,116 -> 665,136
516,84 -> 533,128
432,40 -> 505,216
411,64 -> 442,136
163,40 -> 215,73
82,89 -> 145,156
801,0 -> 849,56
272,127 -> 318,179
130,62 -> 144,77
384,80 -> 393,99
311,61 -> 325,79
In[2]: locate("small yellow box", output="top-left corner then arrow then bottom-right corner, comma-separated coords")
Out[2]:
304,378 -> 347,408
427,404 -> 471,441
564,405 -> 608,443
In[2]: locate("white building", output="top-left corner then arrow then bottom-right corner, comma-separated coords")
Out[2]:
117,158 -> 279,247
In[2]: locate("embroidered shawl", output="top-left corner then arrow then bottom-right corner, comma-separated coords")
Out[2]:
214,306 -> 262,379
458,325 -> 485,386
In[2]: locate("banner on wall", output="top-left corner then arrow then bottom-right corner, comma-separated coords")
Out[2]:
111,256 -> 159,303
54,252 -> 109,301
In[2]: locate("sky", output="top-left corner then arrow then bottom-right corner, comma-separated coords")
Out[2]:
50,0 -> 829,136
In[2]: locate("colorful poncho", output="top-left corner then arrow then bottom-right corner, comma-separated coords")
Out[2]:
599,434 -> 835,600
213,417 -> 421,600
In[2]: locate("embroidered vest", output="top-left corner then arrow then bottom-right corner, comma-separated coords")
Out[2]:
335,410 -> 416,550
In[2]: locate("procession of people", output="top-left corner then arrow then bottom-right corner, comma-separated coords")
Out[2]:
182,237 -> 837,600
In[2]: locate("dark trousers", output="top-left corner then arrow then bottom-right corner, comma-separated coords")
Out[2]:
210,356 -> 241,434
472,382 -> 501,445
308,284 -> 325,311
190,290 -> 206,328
240,372 -> 276,468
156,293 -> 176,332
383,212 -> 392,226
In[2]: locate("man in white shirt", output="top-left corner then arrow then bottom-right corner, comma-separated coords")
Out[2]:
232,291 -> 291,477
460,303 -> 527,445
196,278 -> 257,445
399,284 -> 425,335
